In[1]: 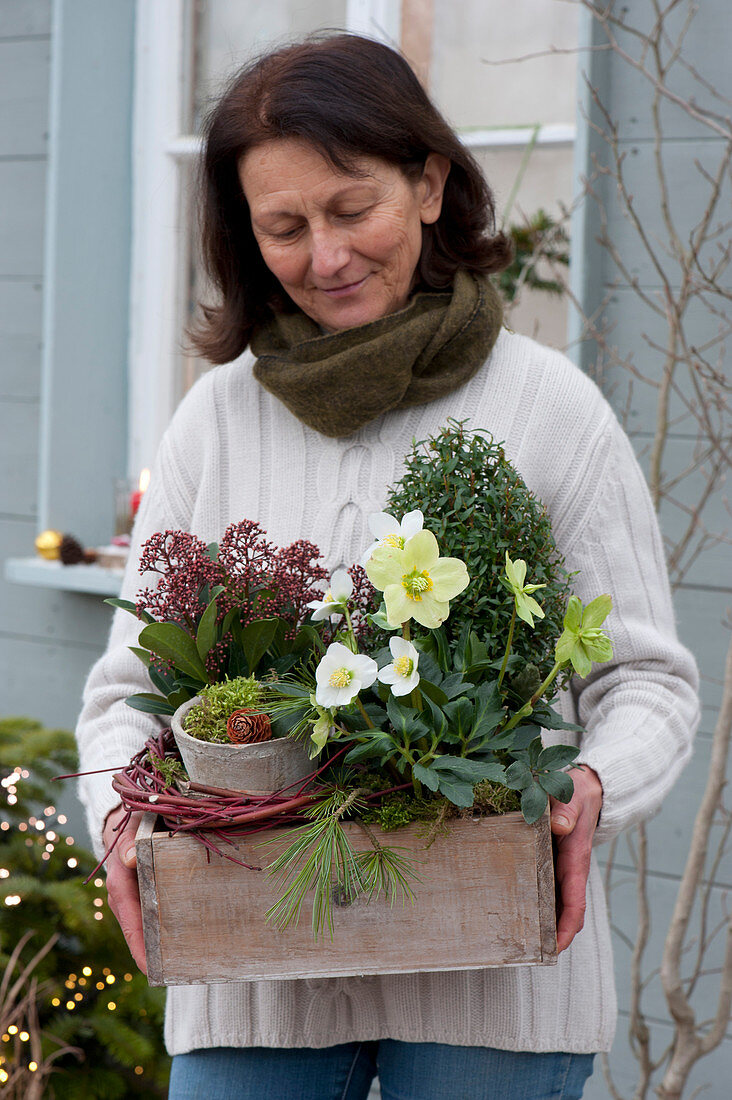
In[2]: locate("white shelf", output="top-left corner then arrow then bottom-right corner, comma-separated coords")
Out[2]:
4,557 -> 123,597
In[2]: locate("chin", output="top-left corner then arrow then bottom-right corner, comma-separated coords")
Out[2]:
314,297 -> 401,333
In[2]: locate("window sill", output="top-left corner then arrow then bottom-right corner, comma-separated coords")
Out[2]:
4,557 -> 123,597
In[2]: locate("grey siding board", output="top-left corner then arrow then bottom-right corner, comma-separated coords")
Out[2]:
604,4 -> 729,143
0,279 -> 43,398
0,161 -> 46,274
0,399 -> 38,515
601,872 -> 732,1039
574,2 -> 731,1088
0,0 -> 51,38
598,138 -> 732,290
0,634 -> 104,731
604,731 -> 731,885
589,287 -> 730,440
0,519 -> 113,643
0,38 -> 50,154
674,585 -> 729,717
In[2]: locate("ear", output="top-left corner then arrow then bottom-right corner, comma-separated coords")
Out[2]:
418,153 -> 451,225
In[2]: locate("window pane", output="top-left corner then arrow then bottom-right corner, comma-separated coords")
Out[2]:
193,0 -> 348,129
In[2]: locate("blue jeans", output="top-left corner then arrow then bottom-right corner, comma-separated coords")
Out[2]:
168,1040 -> 595,1099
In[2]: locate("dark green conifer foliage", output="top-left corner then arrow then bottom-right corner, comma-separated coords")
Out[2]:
0,717 -> 169,1097
385,422 -> 573,689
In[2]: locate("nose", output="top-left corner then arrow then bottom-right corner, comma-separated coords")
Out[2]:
309,225 -> 350,281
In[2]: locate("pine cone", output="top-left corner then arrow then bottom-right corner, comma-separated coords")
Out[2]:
59,534 -> 86,565
226,708 -> 272,744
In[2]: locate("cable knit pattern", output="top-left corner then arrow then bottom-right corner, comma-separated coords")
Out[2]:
76,330 -> 699,1056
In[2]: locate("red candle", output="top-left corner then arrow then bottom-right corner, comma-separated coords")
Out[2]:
130,468 -> 150,518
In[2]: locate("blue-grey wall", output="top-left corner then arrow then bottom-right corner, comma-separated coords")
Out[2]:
572,4 -> 732,1096
0,0 -> 135,744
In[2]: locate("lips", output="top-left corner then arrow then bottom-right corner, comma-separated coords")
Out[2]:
318,275 -> 369,298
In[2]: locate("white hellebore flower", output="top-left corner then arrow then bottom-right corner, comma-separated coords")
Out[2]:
315,642 -> 378,709
377,637 -> 420,697
307,568 -> 353,622
361,509 -> 424,565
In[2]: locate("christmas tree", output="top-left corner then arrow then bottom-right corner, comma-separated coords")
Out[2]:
0,716 -> 169,1098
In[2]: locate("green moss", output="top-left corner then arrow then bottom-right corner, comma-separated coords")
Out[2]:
359,789 -> 444,831
183,675 -> 261,742
469,779 -> 522,816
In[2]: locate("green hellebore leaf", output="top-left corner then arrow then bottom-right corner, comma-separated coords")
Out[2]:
515,592 -> 545,628
537,744 -> 580,770
504,760 -> 534,790
538,771 -> 574,802
412,762 -> 440,792
582,593 -> 613,629
563,595 -> 583,632
435,777 -> 476,807
570,645 -> 593,679
555,629 -> 577,666
505,553 -> 527,590
521,783 -> 548,824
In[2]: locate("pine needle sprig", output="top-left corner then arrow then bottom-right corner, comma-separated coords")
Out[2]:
263,787 -> 369,937
354,843 -> 420,907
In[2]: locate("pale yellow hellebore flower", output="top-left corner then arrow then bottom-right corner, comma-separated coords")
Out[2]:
365,529 -> 469,629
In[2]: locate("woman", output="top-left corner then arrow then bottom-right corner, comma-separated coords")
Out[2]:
77,33 -> 699,1100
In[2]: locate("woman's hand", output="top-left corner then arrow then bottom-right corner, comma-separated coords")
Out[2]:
102,805 -> 147,974
550,765 -> 603,954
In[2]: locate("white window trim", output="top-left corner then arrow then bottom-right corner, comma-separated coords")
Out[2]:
129,0 -> 575,474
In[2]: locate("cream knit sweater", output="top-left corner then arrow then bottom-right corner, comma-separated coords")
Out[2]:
76,330 -> 699,1055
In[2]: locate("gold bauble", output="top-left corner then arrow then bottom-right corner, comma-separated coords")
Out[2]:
35,529 -> 63,560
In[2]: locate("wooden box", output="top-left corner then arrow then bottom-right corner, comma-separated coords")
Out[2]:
135,810 -> 556,986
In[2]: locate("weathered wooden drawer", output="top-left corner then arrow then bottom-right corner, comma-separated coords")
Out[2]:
136,810 -> 556,986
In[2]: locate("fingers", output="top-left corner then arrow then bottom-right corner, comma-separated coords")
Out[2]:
103,808 -> 148,974
550,766 -> 603,954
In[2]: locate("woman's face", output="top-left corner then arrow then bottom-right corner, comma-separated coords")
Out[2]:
238,139 -> 449,332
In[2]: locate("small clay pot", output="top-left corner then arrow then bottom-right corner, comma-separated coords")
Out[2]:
171,697 -> 311,794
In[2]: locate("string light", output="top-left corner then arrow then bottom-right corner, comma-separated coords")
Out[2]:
66,857 -> 77,869
82,966 -> 92,976
134,1066 -> 144,1075
19,1031 -> 29,1042
107,1001 -> 117,1011
28,1061 -> 38,1072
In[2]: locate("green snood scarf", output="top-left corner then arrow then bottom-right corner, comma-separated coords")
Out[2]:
250,270 -> 503,438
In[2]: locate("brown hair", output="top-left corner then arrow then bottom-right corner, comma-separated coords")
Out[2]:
191,33 -> 512,364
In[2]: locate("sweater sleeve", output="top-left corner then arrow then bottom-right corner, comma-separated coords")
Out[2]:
75,387 -> 207,859
561,415 -> 700,844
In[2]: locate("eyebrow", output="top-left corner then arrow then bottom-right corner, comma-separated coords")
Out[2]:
252,181 -> 380,219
